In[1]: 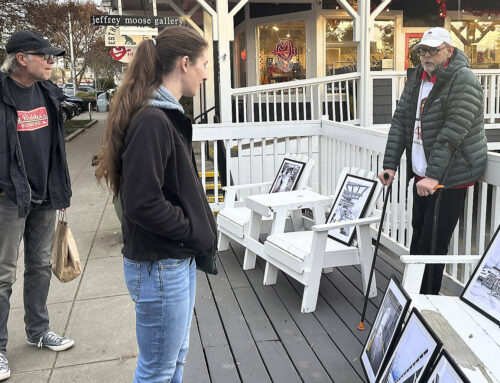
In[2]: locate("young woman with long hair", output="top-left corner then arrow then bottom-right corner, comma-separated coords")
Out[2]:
95,26 -> 216,382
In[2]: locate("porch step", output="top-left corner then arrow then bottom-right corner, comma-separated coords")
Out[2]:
206,195 -> 225,203
199,171 -> 224,203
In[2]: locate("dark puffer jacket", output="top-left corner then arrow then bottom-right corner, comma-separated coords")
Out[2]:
383,49 -> 487,188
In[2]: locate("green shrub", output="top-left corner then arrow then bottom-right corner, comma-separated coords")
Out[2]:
96,78 -> 116,91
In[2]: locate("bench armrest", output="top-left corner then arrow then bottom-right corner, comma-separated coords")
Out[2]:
222,181 -> 272,192
400,254 -> 481,294
311,216 -> 380,232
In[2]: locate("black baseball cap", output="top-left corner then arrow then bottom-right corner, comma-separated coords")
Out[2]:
6,30 -> 65,56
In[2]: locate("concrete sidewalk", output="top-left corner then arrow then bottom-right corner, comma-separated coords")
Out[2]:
7,112 -> 138,382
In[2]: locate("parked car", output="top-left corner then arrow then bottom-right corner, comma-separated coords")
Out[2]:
65,97 -> 84,114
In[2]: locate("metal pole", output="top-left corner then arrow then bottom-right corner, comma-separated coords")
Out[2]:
68,12 -> 77,94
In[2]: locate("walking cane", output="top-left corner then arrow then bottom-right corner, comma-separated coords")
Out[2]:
430,149 -> 458,254
358,172 -> 392,331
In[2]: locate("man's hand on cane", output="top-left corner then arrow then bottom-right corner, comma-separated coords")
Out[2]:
416,177 -> 439,197
378,169 -> 395,186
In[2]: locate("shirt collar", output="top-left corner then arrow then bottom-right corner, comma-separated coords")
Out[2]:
422,59 -> 449,83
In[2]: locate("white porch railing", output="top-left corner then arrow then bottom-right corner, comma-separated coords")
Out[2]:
230,70 -> 500,125
230,73 -> 361,124
193,119 -> 500,286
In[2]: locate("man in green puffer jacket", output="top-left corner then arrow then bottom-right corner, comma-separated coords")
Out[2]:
378,27 -> 487,295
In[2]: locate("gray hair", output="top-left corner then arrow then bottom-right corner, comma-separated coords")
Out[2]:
0,53 -> 22,75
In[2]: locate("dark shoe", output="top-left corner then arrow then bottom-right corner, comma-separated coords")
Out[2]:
27,331 -> 74,351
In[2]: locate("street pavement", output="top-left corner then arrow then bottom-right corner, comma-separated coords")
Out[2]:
6,112 -> 139,382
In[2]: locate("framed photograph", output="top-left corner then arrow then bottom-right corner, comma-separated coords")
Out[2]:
269,158 -> 306,193
460,225 -> 500,326
377,308 -> 442,383
361,277 -> 411,383
425,350 -> 470,383
326,174 -> 377,245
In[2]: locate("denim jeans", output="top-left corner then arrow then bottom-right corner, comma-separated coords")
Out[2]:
123,256 -> 196,383
0,194 -> 56,353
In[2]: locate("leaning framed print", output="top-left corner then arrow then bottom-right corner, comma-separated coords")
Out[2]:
377,308 -> 442,383
269,158 -> 306,193
326,174 -> 377,245
361,277 -> 411,383
425,349 -> 470,383
460,224 -> 500,326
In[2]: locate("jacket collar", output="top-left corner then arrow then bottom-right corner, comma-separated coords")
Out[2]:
0,72 -> 63,107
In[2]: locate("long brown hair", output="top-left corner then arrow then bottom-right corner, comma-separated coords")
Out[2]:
95,26 -> 208,200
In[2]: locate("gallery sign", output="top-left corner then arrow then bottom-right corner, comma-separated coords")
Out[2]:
105,26 -> 155,47
110,46 -> 135,63
91,14 -> 184,28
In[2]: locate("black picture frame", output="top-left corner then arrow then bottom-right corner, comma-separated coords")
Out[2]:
460,224 -> 500,327
425,349 -> 471,383
326,174 -> 377,246
361,277 -> 412,383
269,157 -> 306,194
376,308 -> 442,383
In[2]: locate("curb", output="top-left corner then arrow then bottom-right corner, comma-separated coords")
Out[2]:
65,119 -> 98,142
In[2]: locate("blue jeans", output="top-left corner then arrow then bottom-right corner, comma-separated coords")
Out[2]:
0,194 -> 56,353
123,256 -> 196,383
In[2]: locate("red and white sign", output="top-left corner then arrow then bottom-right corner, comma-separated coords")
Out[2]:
17,107 -> 49,132
110,46 -> 135,63
271,40 -> 297,62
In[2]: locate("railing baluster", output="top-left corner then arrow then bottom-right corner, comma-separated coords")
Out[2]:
302,86 -> 306,120
235,95 -> 239,123
353,79 -> 357,121
243,94 -> 247,122
295,87 -> 299,121
237,140 -> 242,185
250,94 -> 254,122
213,140 -> 218,205
280,89 -> 284,122
331,82 -> 336,121
338,81 -> 344,122
288,89 -> 292,121
476,181 -> 487,255
345,80 -> 351,121
258,92 -> 262,122
266,92 -> 270,123
250,139 -> 255,188
261,138 -> 266,182
201,141 -> 206,190
273,91 -> 277,122
225,139 -> 231,188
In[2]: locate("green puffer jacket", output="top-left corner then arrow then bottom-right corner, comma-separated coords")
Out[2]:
383,48 -> 487,188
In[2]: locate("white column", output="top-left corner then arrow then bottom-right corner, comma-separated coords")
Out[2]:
358,0 -> 372,127
204,10 -> 216,123
217,0 -> 232,123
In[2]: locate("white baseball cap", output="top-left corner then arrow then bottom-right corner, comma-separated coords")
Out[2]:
413,27 -> 452,50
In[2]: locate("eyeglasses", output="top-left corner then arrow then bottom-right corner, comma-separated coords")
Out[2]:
25,52 -> 55,61
417,47 -> 446,57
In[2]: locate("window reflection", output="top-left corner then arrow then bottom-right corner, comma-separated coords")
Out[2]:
258,21 -> 306,85
451,21 -> 500,69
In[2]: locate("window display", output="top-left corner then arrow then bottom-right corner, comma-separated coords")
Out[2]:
451,21 -> 500,69
258,21 -> 306,85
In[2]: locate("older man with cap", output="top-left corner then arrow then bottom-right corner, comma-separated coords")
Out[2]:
378,27 -> 487,295
0,31 -> 73,381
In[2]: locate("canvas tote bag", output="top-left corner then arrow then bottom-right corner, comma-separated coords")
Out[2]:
51,211 -> 81,282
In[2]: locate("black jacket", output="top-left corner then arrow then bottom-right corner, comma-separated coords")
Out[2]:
0,73 -> 72,217
121,106 -> 217,261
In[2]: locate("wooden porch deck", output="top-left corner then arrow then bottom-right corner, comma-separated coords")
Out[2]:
185,242 -> 404,383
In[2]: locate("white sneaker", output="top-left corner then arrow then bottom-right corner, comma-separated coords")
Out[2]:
27,331 -> 74,352
0,353 -> 10,381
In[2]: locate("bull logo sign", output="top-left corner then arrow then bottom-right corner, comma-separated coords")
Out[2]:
271,40 -> 297,62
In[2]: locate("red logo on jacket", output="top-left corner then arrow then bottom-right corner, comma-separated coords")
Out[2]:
17,107 -> 49,132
